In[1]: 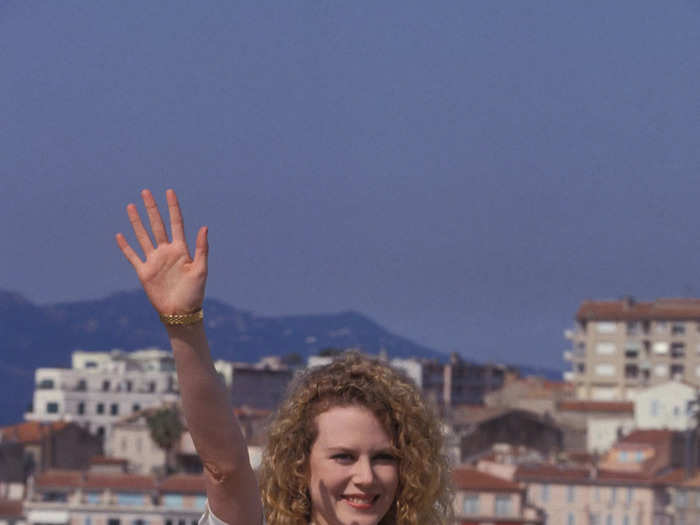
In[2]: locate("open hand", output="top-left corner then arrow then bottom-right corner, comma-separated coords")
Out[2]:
116,189 -> 208,315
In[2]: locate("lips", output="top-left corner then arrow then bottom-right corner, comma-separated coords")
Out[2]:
341,494 -> 379,510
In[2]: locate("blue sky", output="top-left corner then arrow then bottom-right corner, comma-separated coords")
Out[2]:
2,1 -> 700,367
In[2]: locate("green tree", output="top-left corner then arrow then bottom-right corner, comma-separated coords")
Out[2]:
146,406 -> 184,474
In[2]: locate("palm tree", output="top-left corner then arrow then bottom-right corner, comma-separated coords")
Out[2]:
146,405 -> 184,474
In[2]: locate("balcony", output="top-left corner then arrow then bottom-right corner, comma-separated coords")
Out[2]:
563,371 -> 576,382
564,349 -> 585,361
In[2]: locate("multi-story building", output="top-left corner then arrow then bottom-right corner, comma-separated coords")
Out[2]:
25,349 -> 181,442
452,467 -> 543,524
564,298 -> 700,401
24,469 -> 207,525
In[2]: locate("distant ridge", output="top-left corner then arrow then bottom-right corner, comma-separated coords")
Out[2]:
0,289 -> 445,425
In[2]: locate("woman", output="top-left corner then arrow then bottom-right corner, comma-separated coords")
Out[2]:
116,189 -> 451,525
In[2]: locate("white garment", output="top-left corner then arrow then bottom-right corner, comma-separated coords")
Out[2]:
198,502 -> 265,525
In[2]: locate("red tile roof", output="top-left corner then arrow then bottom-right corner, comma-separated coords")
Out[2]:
0,421 -> 68,443
159,474 -> 207,494
577,298 -> 700,322
618,429 -> 672,445
452,468 -> 521,492
35,470 -> 83,489
0,499 -> 23,518
557,401 -> 634,414
90,456 -> 129,465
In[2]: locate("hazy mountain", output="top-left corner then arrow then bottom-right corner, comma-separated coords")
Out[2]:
0,289 -> 444,425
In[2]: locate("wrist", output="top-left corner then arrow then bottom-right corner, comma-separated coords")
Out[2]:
159,307 -> 204,326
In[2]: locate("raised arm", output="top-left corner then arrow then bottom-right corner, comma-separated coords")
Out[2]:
116,189 -> 261,525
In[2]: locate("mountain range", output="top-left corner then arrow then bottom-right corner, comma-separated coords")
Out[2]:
0,289 -> 562,426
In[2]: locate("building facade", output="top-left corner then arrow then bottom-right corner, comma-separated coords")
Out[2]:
25,350 -> 180,442
564,298 -> 700,401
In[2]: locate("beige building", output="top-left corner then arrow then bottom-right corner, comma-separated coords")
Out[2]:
564,298 -> 700,401
634,381 -> 697,431
451,467 -> 543,524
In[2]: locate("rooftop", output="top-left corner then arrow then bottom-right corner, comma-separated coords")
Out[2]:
577,298 -> 700,322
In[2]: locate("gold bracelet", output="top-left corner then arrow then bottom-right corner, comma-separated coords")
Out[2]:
159,308 -> 204,326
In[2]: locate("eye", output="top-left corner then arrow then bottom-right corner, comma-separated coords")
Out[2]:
332,453 -> 355,464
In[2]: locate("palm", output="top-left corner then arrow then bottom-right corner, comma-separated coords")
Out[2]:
116,189 -> 208,315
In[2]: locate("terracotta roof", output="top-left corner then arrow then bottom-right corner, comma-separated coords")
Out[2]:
516,464 -> 590,482
576,298 -> 700,322
84,473 -> 157,491
516,463 -> 676,485
557,401 -> 634,414
0,421 -> 68,443
35,470 -> 83,488
452,468 -> 521,492
160,474 -> 207,494
0,499 -> 23,518
618,429 -> 672,445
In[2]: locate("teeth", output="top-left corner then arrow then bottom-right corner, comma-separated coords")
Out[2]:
345,496 -> 375,503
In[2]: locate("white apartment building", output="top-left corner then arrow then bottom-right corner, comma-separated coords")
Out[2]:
25,349 -> 180,442
564,298 -> 700,401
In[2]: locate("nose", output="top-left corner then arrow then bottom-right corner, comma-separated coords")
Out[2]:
352,457 -> 375,485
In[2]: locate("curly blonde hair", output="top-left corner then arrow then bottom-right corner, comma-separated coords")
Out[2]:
260,351 -> 452,525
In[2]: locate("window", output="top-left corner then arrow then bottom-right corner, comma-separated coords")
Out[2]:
132,520 -> 146,525
85,492 -> 101,504
566,485 -> 575,502
163,494 -> 183,509
102,380 -> 110,391
126,380 -> 133,392
653,342 -> 669,354
85,517 -> 92,525
622,516 -> 629,525
672,323 -> 686,335
594,486 -> 601,502
567,513 -> 575,525
671,365 -> 684,378
46,402 -> 59,414
38,379 -> 55,389
116,493 -> 143,506
596,342 -> 616,355
78,402 -> 85,415
619,451 -> 628,462
610,487 -> 617,504
110,403 -> 119,416
626,487 -> 633,503
626,321 -> 640,335
132,403 -> 141,413
149,381 -> 156,393
606,514 -> 613,525
462,494 -> 479,515
108,519 -> 120,525
656,321 -> 668,333
595,364 -> 615,376
541,484 -> 550,502
671,342 -> 686,358
590,513 -> 600,525
76,379 -> 87,391
494,495 -> 511,516
596,322 -> 617,333
97,403 -> 105,415
676,490 -> 688,507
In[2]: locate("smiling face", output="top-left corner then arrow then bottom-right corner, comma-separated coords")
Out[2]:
308,405 -> 399,525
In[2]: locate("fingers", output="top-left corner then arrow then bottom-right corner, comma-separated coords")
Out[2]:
166,189 -> 187,243
141,189 -> 169,246
126,203 -> 155,256
193,226 -> 209,273
115,233 -> 144,268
